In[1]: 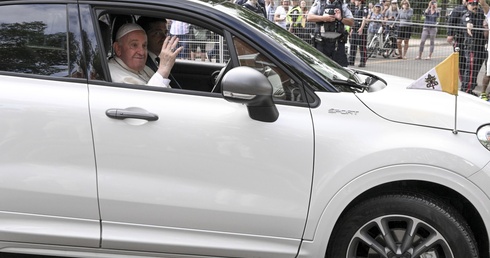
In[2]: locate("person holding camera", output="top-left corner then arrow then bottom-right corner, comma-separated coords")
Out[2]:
308,0 -> 354,67
415,0 -> 439,60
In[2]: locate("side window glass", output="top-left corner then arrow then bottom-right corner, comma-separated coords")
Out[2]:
96,12 -> 231,91
0,4 -> 71,77
175,23 -> 229,64
232,37 -> 303,102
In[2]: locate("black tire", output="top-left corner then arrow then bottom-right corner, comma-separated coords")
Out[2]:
326,193 -> 479,258
382,41 -> 394,58
367,40 -> 379,58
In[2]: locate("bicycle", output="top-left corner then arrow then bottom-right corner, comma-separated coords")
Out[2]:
367,25 -> 398,59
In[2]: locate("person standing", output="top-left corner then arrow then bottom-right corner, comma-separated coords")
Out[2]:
461,0 -> 488,95
349,0 -> 368,66
367,2 -> 374,15
381,0 -> 391,16
287,0 -> 303,36
482,0 -> 490,100
300,0 -> 312,42
235,0 -> 265,9
275,0 -> 290,29
384,0 -> 399,56
265,0 -> 276,22
447,0 -> 468,79
190,25 -> 209,61
366,3 -> 383,58
242,0 -> 267,17
169,20 -> 191,59
415,0 -> 439,60
308,0 -> 355,67
396,0 -> 413,59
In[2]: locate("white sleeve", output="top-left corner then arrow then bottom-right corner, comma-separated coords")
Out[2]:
147,73 -> 171,88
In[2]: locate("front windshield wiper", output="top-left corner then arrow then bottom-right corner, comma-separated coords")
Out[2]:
332,69 -> 388,93
352,69 -> 386,85
331,78 -> 369,93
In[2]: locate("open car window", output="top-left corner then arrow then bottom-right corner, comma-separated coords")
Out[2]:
232,37 -> 303,102
92,9 -> 303,102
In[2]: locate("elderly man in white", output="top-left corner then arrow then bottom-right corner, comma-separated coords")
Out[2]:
108,23 -> 182,87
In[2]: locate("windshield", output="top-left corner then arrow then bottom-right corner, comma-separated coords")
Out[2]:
214,1 -> 357,85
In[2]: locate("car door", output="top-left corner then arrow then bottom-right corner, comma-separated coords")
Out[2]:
0,3 -> 100,247
87,9 -> 314,257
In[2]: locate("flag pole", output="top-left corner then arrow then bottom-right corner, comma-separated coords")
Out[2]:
452,50 -> 459,134
453,95 -> 458,134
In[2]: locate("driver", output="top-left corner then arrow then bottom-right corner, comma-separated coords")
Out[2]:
108,23 -> 182,86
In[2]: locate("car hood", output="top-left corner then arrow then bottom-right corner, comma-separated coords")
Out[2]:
355,72 -> 490,133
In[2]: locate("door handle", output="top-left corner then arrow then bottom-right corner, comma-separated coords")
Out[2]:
106,108 -> 159,121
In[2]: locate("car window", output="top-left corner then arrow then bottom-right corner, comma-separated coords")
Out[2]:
0,4 -> 72,77
233,37 -> 303,102
94,10 -> 232,92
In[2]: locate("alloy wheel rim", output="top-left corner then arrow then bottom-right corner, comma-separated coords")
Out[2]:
346,215 -> 454,258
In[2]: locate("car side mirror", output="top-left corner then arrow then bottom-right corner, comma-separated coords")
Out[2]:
222,66 -> 279,122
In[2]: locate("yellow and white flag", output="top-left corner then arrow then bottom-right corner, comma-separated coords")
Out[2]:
407,52 -> 459,96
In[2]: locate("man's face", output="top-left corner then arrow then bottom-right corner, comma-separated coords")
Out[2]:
468,1 -> 478,11
147,21 -> 167,55
115,30 -> 148,71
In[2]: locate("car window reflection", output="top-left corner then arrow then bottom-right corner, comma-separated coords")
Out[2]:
0,4 -> 72,77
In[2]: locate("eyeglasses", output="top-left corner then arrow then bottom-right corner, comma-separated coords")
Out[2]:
469,2 -> 478,5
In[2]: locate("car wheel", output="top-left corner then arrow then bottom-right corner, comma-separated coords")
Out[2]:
326,193 -> 479,258
367,41 -> 379,58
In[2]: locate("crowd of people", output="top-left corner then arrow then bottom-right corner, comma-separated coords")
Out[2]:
241,0 -> 490,99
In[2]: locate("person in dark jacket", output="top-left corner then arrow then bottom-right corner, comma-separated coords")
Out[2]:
460,0 -> 488,95
308,0 -> 354,67
447,0 -> 468,79
348,0 -> 368,67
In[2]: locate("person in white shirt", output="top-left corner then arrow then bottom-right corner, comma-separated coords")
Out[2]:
265,0 -> 276,22
108,23 -> 182,87
274,0 -> 289,29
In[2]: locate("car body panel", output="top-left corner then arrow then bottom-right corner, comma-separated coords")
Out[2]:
0,0 -> 489,256
299,161 -> 490,257
88,85 -> 313,256
356,73 -> 490,132
0,75 -> 100,247
303,90 -> 490,239
102,221 -> 301,257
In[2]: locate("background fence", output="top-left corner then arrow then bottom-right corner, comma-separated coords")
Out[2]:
181,0 -> 488,93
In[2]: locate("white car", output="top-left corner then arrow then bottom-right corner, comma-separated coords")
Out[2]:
0,0 -> 489,257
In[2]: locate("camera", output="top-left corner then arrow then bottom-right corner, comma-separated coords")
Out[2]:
324,8 -> 335,15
